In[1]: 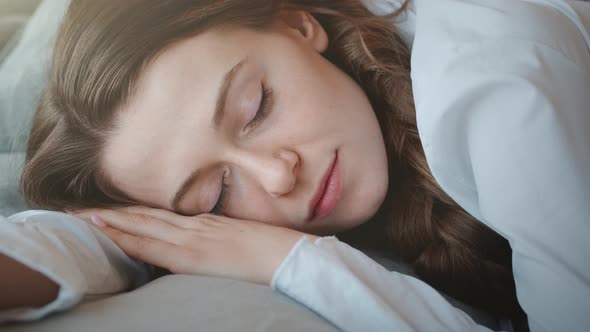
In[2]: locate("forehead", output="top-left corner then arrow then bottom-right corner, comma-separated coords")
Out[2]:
101,28 -> 257,205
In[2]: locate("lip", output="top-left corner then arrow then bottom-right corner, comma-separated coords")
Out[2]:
307,151 -> 341,222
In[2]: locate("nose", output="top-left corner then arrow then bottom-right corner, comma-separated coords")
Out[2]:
238,148 -> 300,198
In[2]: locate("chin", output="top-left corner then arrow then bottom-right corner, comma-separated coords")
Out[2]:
330,190 -> 388,234
356,179 -> 389,223
309,172 -> 389,236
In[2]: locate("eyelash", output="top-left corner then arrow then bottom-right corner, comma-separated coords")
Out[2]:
211,85 -> 273,215
246,86 -> 273,131
212,171 -> 229,215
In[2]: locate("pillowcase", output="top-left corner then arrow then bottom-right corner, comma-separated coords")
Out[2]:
0,0 -> 70,153
0,153 -> 27,216
0,0 -> 43,56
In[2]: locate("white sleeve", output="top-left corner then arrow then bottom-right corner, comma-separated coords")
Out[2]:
0,210 -> 153,323
271,235 -> 500,332
410,1 -> 590,331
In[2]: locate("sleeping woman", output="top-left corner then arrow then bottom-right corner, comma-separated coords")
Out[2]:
1,0 -> 589,330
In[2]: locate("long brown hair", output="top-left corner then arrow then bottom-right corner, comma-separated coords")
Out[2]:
21,0 -> 524,323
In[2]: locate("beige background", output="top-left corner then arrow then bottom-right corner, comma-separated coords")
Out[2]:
0,0 -> 42,49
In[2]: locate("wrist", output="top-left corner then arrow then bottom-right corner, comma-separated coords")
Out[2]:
263,232 -> 320,286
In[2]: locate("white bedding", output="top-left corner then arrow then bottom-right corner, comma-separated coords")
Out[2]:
1,0 -> 590,331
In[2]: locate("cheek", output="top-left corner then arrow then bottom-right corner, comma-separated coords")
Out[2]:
275,66 -> 369,137
254,91 -> 327,144
225,194 -> 288,227
222,173 -> 280,223
264,58 -> 339,125
276,82 -> 340,134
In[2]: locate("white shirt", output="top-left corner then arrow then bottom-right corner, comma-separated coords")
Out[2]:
274,1 -> 590,331
1,0 -> 589,331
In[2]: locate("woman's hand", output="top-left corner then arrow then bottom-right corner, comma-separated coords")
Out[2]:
67,206 -> 319,286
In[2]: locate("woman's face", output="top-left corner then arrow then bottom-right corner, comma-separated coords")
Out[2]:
102,11 -> 389,235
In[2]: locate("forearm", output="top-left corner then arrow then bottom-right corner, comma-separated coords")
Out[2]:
0,210 -> 152,323
272,236 -> 495,332
0,254 -> 59,311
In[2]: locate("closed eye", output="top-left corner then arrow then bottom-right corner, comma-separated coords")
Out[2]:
246,84 -> 273,131
211,171 -> 229,215
211,84 -> 272,215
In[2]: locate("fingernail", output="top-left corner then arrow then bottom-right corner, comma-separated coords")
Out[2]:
90,215 -> 107,228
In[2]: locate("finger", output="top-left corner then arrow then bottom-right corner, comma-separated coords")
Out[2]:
111,205 -> 190,228
94,225 -> 128,243
103,229 -> 198,275
196,213 -> 262,229
114,208 -> 228,231
71,209 -> 186,244
85,224 -> 138,249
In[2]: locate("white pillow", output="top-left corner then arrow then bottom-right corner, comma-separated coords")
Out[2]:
0,152 -> 27,216
0,0 -> 70,153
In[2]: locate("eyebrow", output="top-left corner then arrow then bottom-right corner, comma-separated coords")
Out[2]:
170,57 -> 249,211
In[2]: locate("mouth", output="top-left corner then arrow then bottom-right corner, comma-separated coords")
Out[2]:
307,151 -> 342,222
